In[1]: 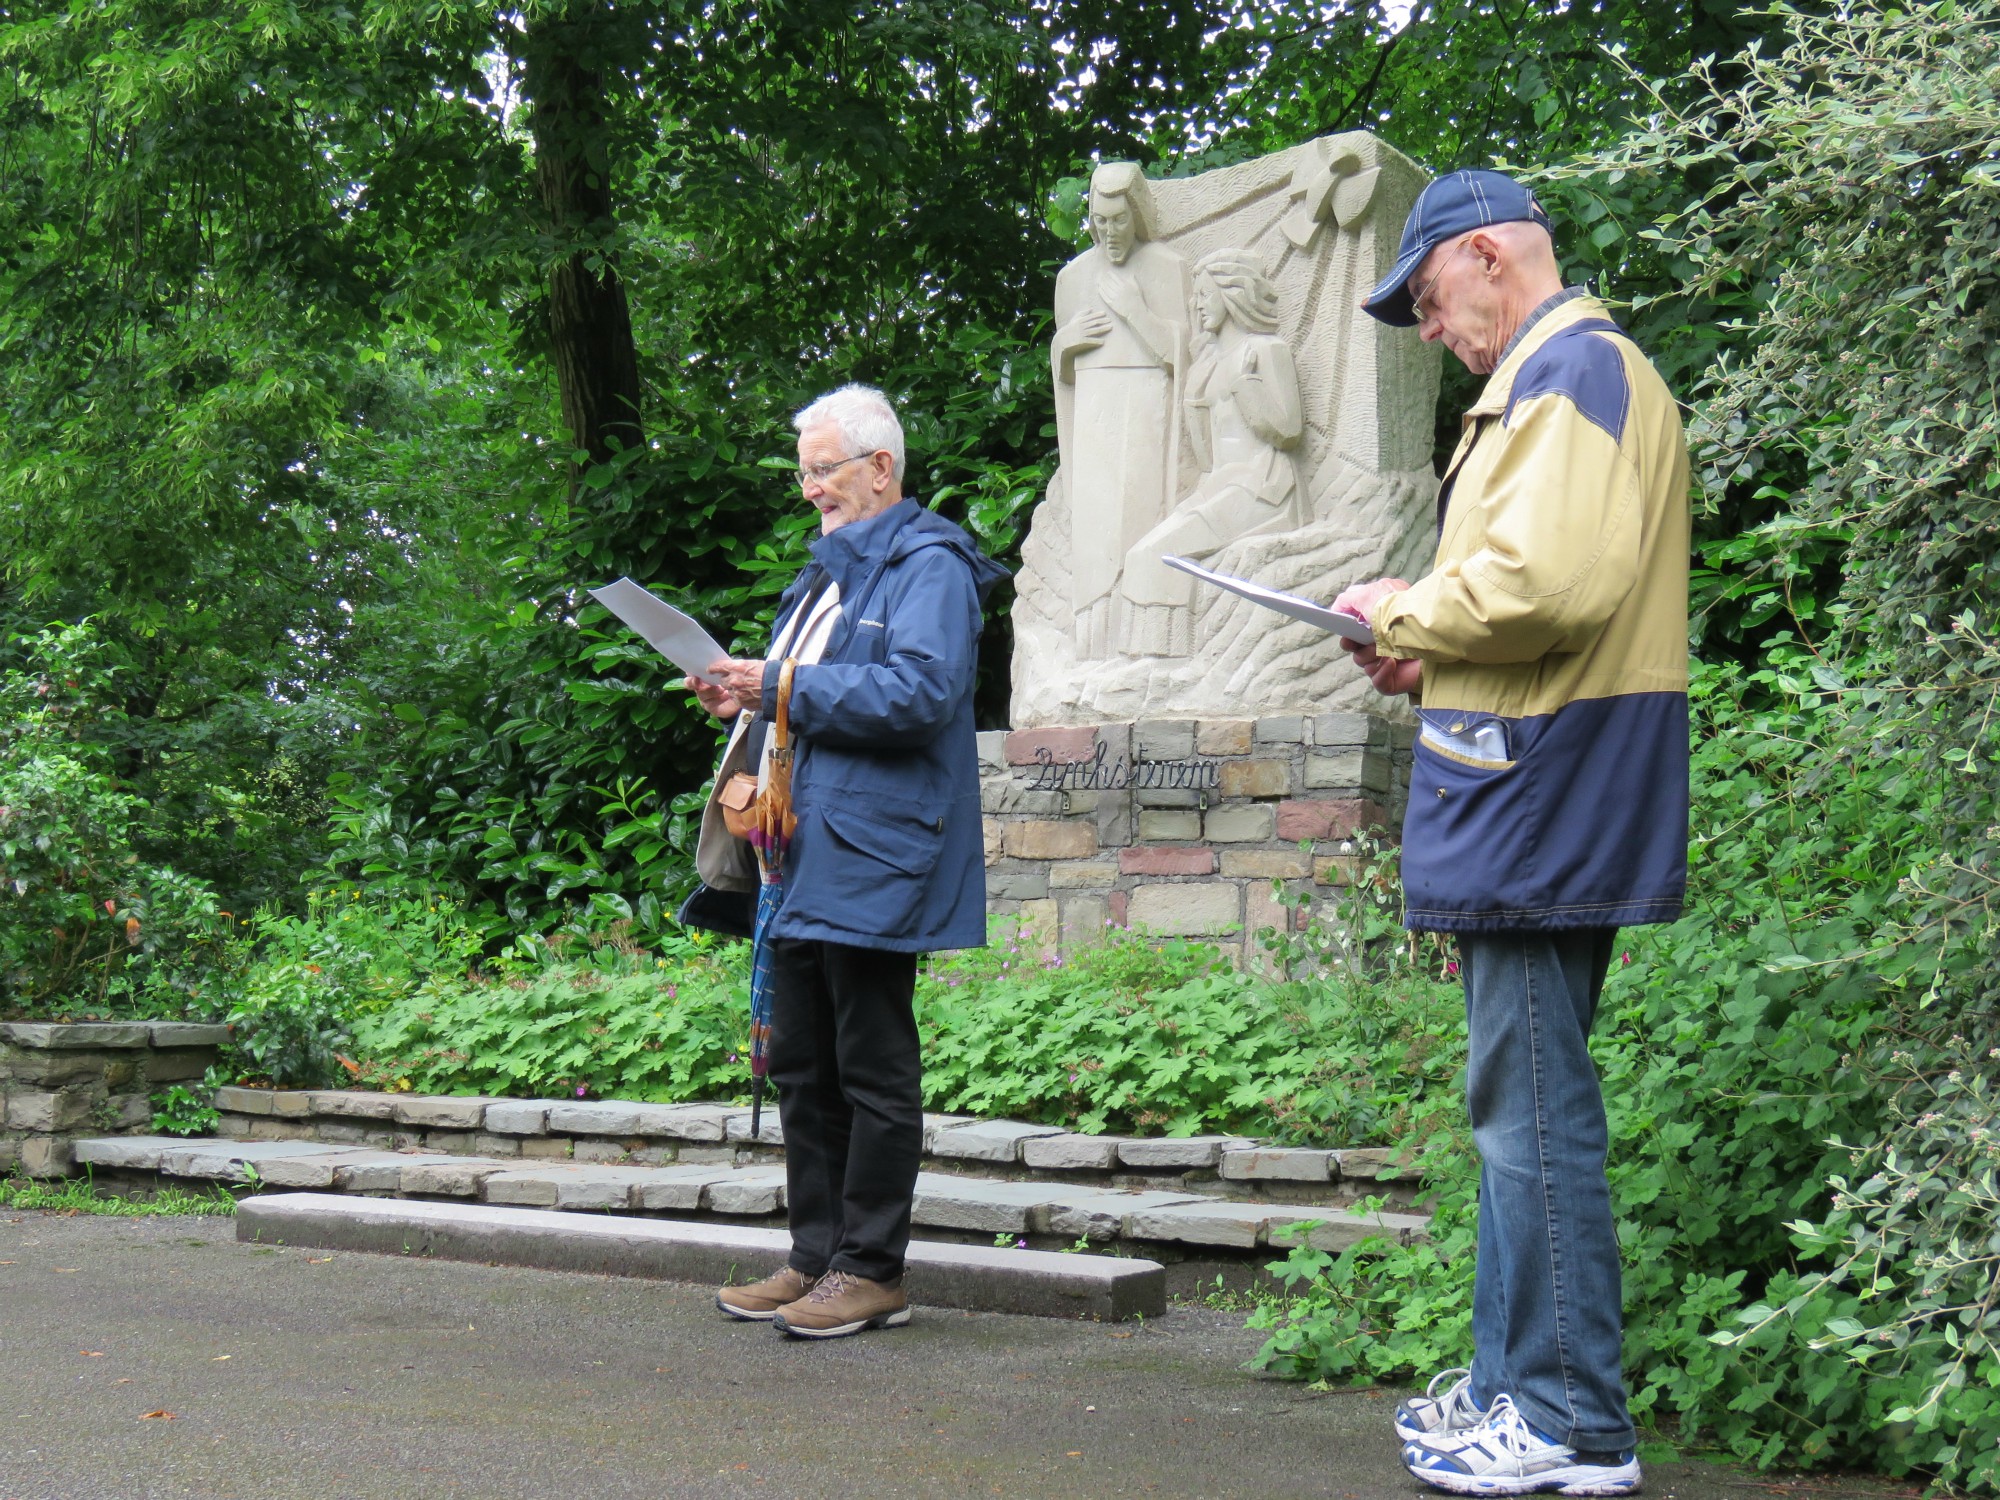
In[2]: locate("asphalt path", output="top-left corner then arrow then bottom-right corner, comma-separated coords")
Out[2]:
0,1211 -> 1916,1500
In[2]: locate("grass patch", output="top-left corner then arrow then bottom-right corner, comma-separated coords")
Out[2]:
0,1172 -> 238,1217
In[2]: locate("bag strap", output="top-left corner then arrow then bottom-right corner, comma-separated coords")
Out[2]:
772,660 -> 796,752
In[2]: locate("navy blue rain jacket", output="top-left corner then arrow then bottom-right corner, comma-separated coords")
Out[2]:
758,499 -> 1008,953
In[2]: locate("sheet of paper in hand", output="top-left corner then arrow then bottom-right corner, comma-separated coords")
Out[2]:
589,577 -> 733,678
1161,555 -> 1375,644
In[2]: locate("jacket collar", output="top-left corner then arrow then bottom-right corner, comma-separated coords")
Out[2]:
1464,290 -> 1612,418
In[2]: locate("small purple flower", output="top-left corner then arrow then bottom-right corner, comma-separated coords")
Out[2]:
1621,951 -> 1632,966
1445,959 -> 1460,978
728,1053 -> 739,1064
1015,1237 -> 1028,1250
575,1084 -> 588,1097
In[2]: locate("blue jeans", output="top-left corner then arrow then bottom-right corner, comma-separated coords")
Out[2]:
1462,928 -> 1635,1453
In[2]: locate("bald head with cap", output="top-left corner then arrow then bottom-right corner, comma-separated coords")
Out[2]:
1362,169 -> 1566,376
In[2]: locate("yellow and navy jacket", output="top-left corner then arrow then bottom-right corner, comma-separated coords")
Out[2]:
1369,292 -> 1691,933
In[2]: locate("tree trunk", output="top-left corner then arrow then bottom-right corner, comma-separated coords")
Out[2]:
520,14 -> 645,482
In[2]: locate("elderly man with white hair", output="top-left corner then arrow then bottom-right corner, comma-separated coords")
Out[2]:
690,383 -> 1006,1339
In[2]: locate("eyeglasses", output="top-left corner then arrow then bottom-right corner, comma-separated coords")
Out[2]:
1410,235 -> 1474,324
796,452 -> 874,489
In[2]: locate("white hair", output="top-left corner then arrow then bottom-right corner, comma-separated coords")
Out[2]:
793,383 -> 906,482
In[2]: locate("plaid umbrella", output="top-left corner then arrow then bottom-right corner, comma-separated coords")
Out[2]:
744,661 -> 799,1140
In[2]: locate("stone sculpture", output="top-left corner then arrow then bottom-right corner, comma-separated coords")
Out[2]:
1051,164 -> 1193,659
1014,133 -> 1442,725
1118,249 -> 1307,658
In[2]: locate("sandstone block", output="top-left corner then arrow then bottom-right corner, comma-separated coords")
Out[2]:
394,1096 -> 500,1130
1219,1148 -> 1336,1183
1049,860 -> 1119,890
930,1120 -> 1068,1164
1058,895 -> 1111,949
146,1023 -> 230,1048
309,1090 -> 398,1120
1133,720 -> 1196,760
5,1090 -> 90,1132
482,1100 -> 554,1135
1218,758 -> 1292,798
142,1051 -> 212,1084
213,1086 -> 276,1117
547,1102 -> 642,1136
987,867 -> 1052,902
1135,809 -> 1201,842
1305,748 -> 1391,794
74,1135 -> 184,1172
1003,821 -> 1097,861
0,1023 -> 148,1049
981,778 -> 1064,816
1094,792 -> 1133,848
920,1113 -> 975,1152
1245,883 -> 1293,939
1194,719 -> 1254,756
472,1133 -> 523,1158
1131,784 -> 1199,808
1005,726 -> 1097,765
1314,855 -> 1361,886
633,1164 -> 737,1212
572,1139 -> 631,1163
1020,1133 -> 1125,1171
1118,846 -> 1215,877
423,1130 -> 482,1156
401,1159 -> 508,1198
638,1103 -> 731,1142
520,1136 -> 573,1160
1118,1135 -> 1258,1170
1333,1147 -> 1419,1181
723,1110 -> 783,1145
1123,1200 -> 1268,1248
704,1169 -> 788,1216
1046,1190 -> 1209,1241
20,1136 -> 73,1177
315,1122 -> 395,1147
269,1090 -> 317,1118
982,816 -> 1003,865
1202,804 -> 1276,842
1254,715 -> 1309,745
1311,712 -> 1387,748
976,729 -> 1008,770
1276,798 -> 1389,842
1221,850 -> 1312,879
334,1152 -> 463,1193
1126,882 -> 1240,936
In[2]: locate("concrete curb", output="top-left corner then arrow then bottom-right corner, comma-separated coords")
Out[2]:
236,1193 -> 1167,1321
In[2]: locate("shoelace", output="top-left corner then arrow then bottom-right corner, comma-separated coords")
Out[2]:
1424,1368 -> 1481,1426
802,1270 -> 861,1305
1476,1396 -> 1552,1458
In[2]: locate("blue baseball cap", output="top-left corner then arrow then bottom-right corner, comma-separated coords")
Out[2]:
1361,169 -> 1554,327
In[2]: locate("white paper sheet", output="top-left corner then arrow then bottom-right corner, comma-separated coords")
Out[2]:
1162,555 -> 1375,644
589,577 -> 733,678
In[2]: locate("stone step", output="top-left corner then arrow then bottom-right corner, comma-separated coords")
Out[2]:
236,1194 -> 1165,1321
204,1086 -> 1422,1208
74,1135 -> 1429,1258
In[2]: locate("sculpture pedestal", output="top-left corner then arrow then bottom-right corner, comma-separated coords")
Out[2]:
977,713 -> 1412,965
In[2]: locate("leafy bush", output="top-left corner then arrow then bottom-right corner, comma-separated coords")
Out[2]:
0,624 -> 232,1017
350,933 -> 748,1102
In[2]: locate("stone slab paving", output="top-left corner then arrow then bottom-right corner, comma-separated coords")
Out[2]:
74,1134 -> 1426,1255
200,1085 -> 1425,1193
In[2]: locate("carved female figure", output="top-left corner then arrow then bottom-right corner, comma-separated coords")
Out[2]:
1118,250 -> 1307,658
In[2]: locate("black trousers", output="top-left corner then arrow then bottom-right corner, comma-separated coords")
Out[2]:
766,937 -> 922,1282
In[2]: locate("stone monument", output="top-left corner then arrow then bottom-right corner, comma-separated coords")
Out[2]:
1014,133 -> 1441,724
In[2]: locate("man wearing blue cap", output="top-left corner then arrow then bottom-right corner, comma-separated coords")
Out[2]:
1333,169 -> 1691,1494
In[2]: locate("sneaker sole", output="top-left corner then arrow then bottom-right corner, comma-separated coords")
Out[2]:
1404,1462 -> 1642,1497
715,1293 -> 785,1322
773,1307 -> 913,1340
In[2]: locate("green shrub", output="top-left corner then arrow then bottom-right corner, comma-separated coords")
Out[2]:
0,623 -> 232,1017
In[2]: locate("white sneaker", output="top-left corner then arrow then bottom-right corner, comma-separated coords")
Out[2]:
1395,1367 -> 1488,1442
1402,1394 -> 1642,1495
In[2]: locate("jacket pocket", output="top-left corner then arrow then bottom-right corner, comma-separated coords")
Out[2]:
1402,735 -> 1542,919
781,798 -> 946,939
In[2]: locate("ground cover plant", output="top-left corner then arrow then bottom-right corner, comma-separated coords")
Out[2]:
0,1173 -> 237,1218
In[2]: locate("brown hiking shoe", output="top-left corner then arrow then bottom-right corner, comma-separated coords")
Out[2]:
716,1265 -> 821,1321
773,1270 -> 911,1339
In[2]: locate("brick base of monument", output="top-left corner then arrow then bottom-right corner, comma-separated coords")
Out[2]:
977,713 -> 1413,964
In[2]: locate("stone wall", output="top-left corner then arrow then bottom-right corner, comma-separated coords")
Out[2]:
0,1021 -> 228,1176
979,712 -> 1412,961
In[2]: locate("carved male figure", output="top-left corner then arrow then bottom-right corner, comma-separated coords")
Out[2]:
1051,163 -> 1192,658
